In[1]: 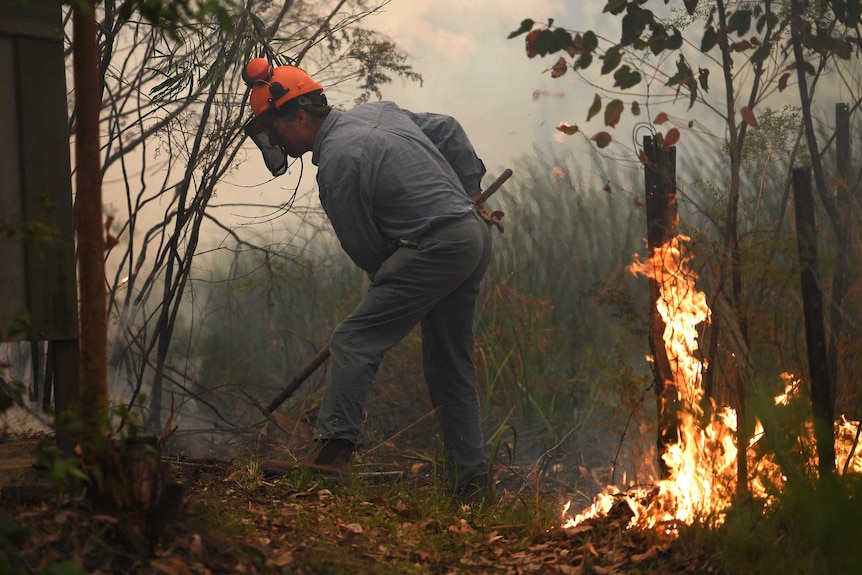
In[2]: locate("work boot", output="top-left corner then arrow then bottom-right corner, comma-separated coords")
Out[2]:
261,439 -> 354,480
457,472 -> 496,509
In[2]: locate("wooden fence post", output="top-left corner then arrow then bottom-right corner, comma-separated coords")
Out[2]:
792,167 -> 835,478
828,103 -> 851,414
643,135 -> 678,478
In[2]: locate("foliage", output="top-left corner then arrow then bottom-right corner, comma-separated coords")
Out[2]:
508,1 -> 861,148
713,473 -> 862,575
337,27 -> 424,105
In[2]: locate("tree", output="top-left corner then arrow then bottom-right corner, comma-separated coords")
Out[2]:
510,0 -> 861,487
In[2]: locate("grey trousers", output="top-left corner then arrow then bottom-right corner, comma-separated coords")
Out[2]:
315,209 -> 491,488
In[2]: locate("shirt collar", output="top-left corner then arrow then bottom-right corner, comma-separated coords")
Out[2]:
311,108 -> 341,166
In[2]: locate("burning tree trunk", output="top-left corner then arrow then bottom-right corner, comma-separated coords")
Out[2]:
643,135 -> 679,478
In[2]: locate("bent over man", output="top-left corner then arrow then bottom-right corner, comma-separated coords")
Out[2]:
241,59 -> 491,500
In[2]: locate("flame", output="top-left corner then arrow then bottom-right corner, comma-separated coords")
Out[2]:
561,235 -> 860,535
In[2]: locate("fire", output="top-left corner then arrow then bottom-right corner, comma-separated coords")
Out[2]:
561,235 -> 860,535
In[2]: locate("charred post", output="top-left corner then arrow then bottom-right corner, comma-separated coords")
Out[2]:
643,135 -> 678,478
829,103 -> 851,414
792,167 -> 835,478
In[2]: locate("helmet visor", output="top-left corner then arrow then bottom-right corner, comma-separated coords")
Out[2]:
243,112 -> 288,177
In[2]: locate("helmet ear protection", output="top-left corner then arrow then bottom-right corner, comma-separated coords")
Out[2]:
242,58 -> 326,176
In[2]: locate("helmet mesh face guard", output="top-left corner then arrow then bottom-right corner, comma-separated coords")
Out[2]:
243,109 -> 288,177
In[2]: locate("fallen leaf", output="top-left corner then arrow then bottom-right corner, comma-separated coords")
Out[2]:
270,551 -> 293,567
343,522 -> 363,534
654,112 -> 669,125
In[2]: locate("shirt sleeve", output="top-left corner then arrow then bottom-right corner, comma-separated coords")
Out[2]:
317,152 -> 393,275
404,111 -> 487,197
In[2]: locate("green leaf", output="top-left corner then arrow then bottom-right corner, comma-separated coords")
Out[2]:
701,26 -> 718,52
534,30 -> 560,56
650,34 -> 668,55
613,65 -> 642,89
621,7 -> 655,46
666,29 -> 683,50
582,31 -> 598,52
574,53 -> 593,69
750,42 -> 772,64
698,68 -> 710,91
600,46 -> 622,74
549,28 -> 574,53
604,0 -> 627,15
728,10 -> 752,37
508,18 -> 536,39
587,93 -> 602,121
666,55 -> 692,87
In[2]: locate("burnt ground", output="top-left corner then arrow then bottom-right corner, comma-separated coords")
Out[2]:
0,435 -> 729,575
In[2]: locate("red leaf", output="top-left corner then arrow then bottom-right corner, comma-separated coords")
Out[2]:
604,99 -> 624,128
662,128 -> 680,150
631,101 -> 641,116
556,123 -> 579,135
526,29 -> 541,58
654,112 -> 669,125
741,106 -> 759,128
551,57 -> 568,78
591,132 -> 612,148
587,94 -> 602,121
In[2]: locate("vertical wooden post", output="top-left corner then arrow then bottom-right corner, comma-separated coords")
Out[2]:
828,103 -> 850,413
643,135 -> 678,478
792,167 -> 835,478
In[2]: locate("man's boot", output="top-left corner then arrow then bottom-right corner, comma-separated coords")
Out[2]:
261,439 -> 354,480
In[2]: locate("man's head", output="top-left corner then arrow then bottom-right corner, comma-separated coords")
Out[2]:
242,58 -> 330,176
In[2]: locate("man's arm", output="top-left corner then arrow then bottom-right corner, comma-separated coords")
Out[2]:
404,111 -> 486,197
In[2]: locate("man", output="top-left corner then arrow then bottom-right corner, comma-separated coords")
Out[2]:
242,58 -> 493,500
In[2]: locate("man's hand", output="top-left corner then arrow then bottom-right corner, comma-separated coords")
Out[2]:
475,203 -> 505,233
471,168 -> 512,234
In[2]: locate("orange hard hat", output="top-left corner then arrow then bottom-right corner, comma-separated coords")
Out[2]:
242,58 -> 324,116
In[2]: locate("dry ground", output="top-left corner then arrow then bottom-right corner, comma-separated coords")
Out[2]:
0,436 -> 728,575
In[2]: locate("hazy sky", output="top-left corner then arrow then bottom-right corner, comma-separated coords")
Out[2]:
349,0 -> 601,176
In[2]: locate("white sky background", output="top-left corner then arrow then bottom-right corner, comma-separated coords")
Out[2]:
358,0 -> 592,175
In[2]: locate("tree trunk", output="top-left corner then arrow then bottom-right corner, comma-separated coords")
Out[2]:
792,168 -> 835,479
73,0 -> 108,436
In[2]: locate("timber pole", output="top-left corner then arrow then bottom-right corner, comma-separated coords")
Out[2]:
643,135 -> 678,479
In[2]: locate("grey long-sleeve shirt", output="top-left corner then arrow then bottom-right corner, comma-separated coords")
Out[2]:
311,101 -> 486,275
